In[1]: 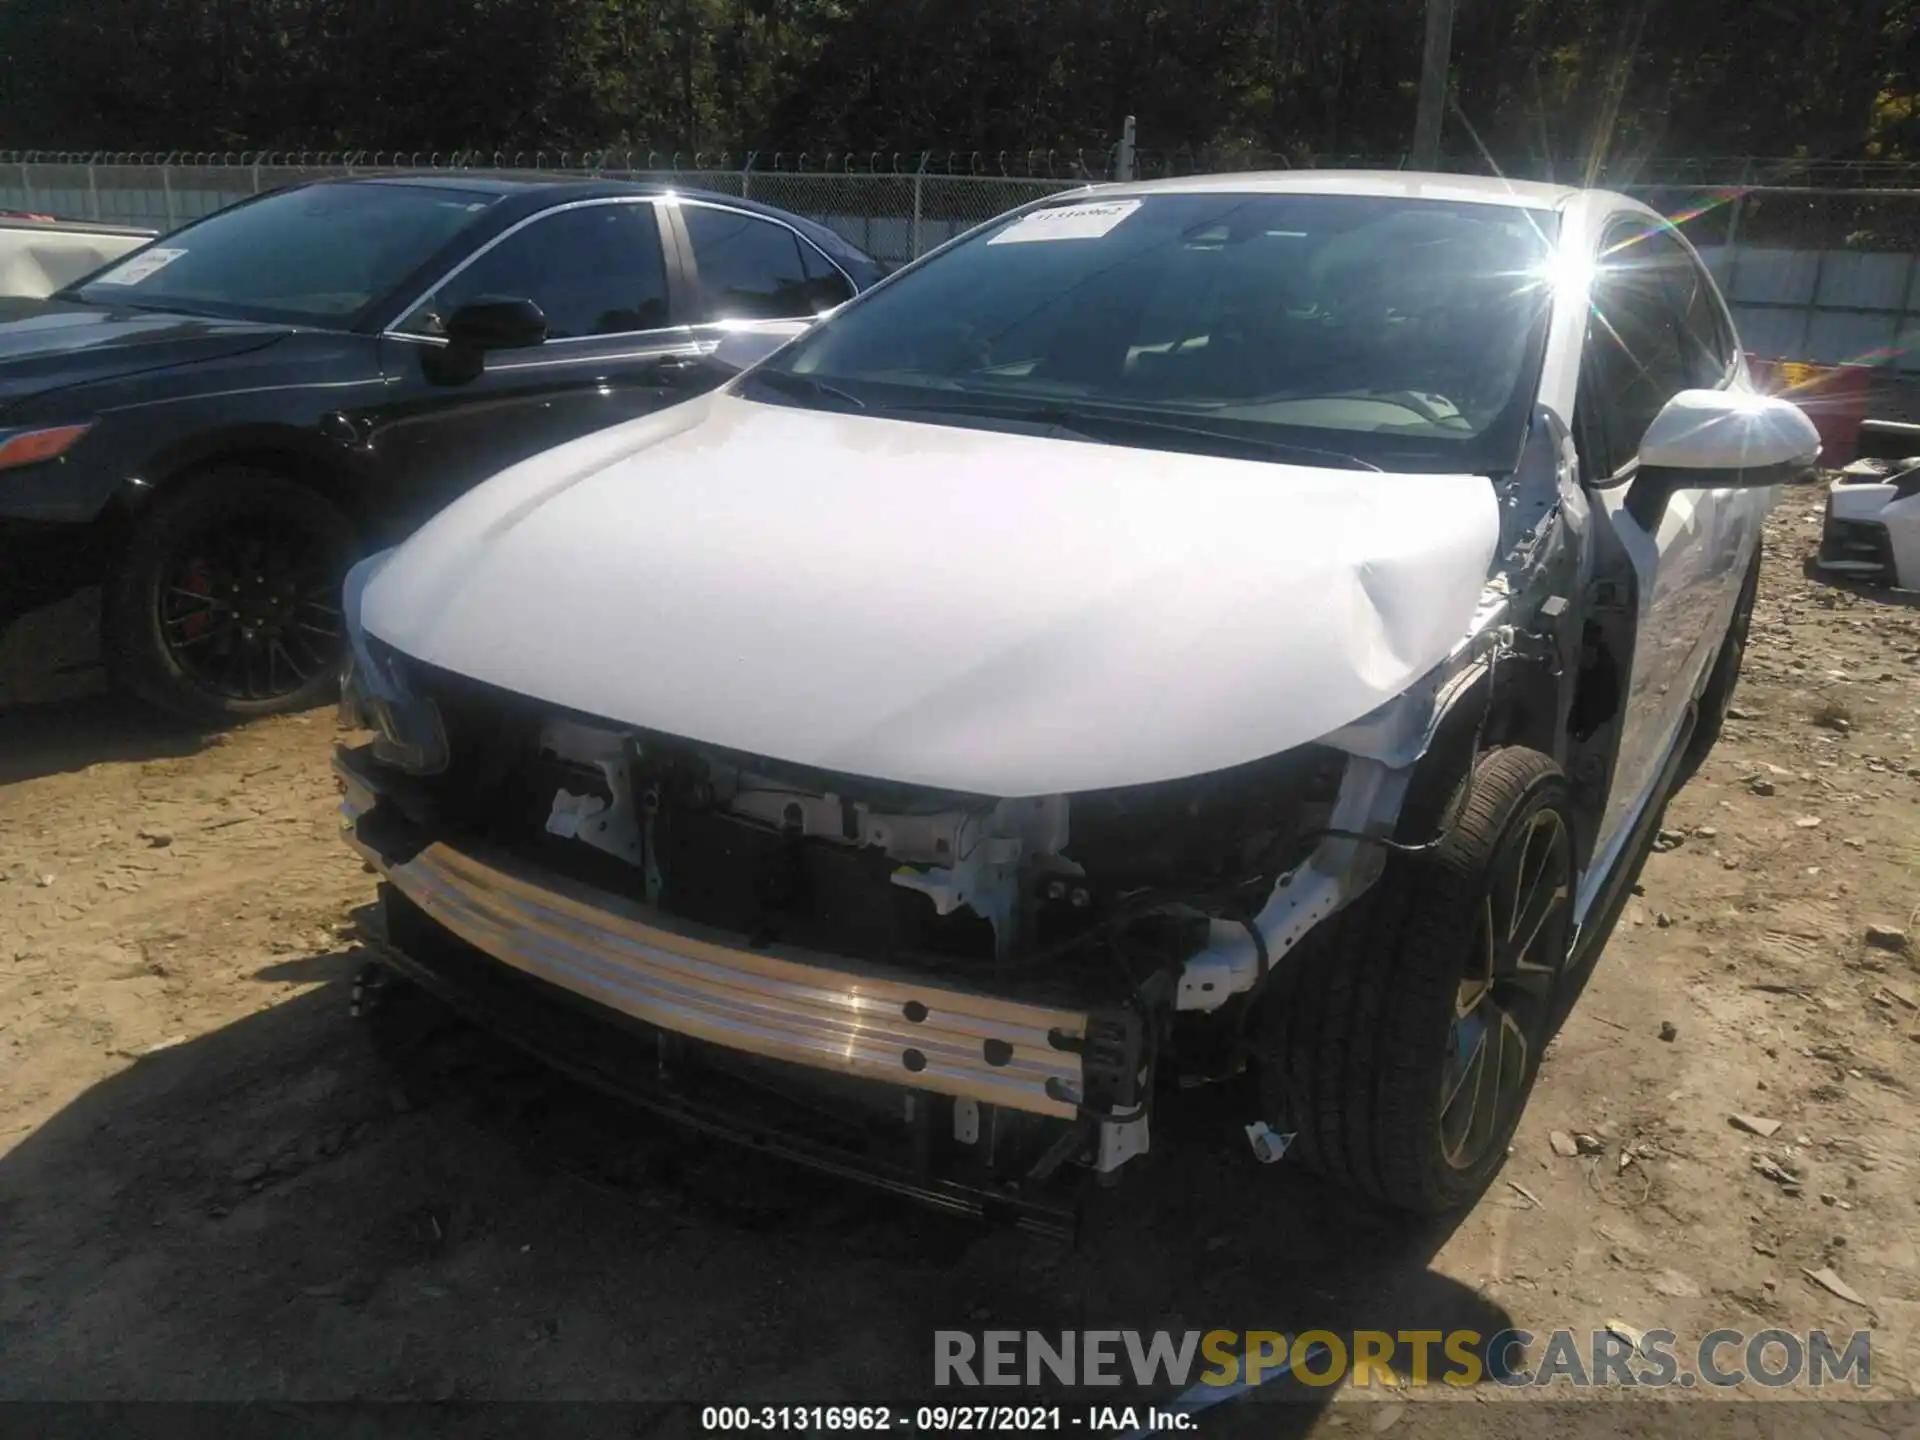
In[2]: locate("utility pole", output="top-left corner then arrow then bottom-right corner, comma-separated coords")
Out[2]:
1411,0 -> 1457,169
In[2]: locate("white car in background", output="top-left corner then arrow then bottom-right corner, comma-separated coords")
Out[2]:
335,172 -> 1818,1231
0,213 -> 153,299
1820,419 -> 1920,589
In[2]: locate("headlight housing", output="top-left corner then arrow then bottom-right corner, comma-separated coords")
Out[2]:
0,423 -> 93,471
338,547 -> 450,775
343,636 -> 450,775
338,653 -> 374,732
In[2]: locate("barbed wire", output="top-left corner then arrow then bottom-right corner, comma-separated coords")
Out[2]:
1,148 -> 1916,188
0,148 -> 1114,179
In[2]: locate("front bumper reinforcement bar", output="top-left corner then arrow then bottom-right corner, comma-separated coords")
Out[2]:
336,747 -> 1089,1121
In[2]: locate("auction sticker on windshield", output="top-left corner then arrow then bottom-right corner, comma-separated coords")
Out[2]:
988,200 -> 1140,245
94,247 -> 188,285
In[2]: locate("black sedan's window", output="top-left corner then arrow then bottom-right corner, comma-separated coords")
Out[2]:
71,182 -> 499,325
399,201 -> 671,341
683,205 -> 848,321
799,236 -> 857,309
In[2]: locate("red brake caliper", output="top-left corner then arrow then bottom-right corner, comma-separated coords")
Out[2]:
178,562 -> 213,641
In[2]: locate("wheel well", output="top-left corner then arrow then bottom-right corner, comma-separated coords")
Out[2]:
50,448 -> 365,631
161,448 -> 370,531
100,443 -> 371,547
1484,653 -> 1561,759
1394,652 -> 1562,847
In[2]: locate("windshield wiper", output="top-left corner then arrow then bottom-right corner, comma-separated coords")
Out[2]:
64,292 -> 216,319
1068,407 -> 1385,471
879,397 -> 1383,471
747,368 -> 867,411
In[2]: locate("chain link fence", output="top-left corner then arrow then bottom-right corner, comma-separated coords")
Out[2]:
1627,184 -> 1920,376
0,154 -> 1085,265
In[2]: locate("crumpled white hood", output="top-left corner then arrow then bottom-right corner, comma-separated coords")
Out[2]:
357,391 -> 1501,795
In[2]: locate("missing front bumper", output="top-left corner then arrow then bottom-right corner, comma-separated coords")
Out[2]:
335,746 -> 1108,1125
363,884 -> 1084,1236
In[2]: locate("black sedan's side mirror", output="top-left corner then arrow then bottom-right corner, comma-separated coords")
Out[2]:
444,296 -> 549,352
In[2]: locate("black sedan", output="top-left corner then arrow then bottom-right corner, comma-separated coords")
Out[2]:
0,176 -> 883,719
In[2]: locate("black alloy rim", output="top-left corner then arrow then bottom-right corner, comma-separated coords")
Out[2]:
1438,806 -> 1573,1172
157,519 -> 345,701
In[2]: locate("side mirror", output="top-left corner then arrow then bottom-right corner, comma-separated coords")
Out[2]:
1626,389 -> 1821,530
709,317 -> 814,374
444,296 -> 549,352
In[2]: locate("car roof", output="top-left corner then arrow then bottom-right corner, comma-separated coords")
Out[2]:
319,174 -> 877,263
350,173 -> 677,200
1083,169 -> 1586,211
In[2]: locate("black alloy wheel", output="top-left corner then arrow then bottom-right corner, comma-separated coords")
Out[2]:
1260,746 -> 1577,1213
107,468 -> 359,721
1438,805 -> 1572,1174
158,514 -> 345,703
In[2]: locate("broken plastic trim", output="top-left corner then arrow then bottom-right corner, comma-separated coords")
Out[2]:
1172,754 -> 1408,1012
1174,637 -> 1502,1014
341,554 -> 451,775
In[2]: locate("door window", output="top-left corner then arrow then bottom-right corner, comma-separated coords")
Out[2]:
1667,247 -> 1738,388
683,205 -> 848,320
1577,222 -> 1697,473
400,202 -> 670,340
798,234 -> 856,310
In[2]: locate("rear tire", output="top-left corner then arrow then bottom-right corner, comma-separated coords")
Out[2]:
106,468 -> 358,723
1257,747 -> 1574,1213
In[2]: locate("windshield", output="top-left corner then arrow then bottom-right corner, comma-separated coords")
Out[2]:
753,191 -> 1559,473
69,182 -> 501,325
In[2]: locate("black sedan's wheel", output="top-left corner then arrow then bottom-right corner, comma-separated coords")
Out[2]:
107,469 -> 358,722
1258,747 -> 1575,1213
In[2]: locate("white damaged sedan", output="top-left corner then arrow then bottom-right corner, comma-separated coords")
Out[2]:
336,174 -> 1819,1229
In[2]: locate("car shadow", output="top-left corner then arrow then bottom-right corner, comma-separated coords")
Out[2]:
251,949 -> 364,986
0,955 -> 1512,1420
0,691 -> 212,785
1,587 -> 221,783
0,586 -> 108,705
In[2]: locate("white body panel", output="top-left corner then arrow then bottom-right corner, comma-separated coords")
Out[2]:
1589,479 -> 1765,862
1535,193 -> 1775,878
0,224 -> 150,300
1829,479 -> 1920,588
357,390 -> 1502,796
355,172 -> 1782,876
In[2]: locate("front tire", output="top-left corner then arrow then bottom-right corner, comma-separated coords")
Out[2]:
106,468 -> 358,723
1258,747 -> 1575,1213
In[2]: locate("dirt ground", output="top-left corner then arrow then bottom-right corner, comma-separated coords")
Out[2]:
2,494 -> 1918,1433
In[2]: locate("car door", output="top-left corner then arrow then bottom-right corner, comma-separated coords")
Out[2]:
1578,213 -> 1758,866
367,198 -> 702,531
667,200 -> 858,357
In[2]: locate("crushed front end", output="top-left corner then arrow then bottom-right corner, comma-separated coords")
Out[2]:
334,639 -> 1414,1231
